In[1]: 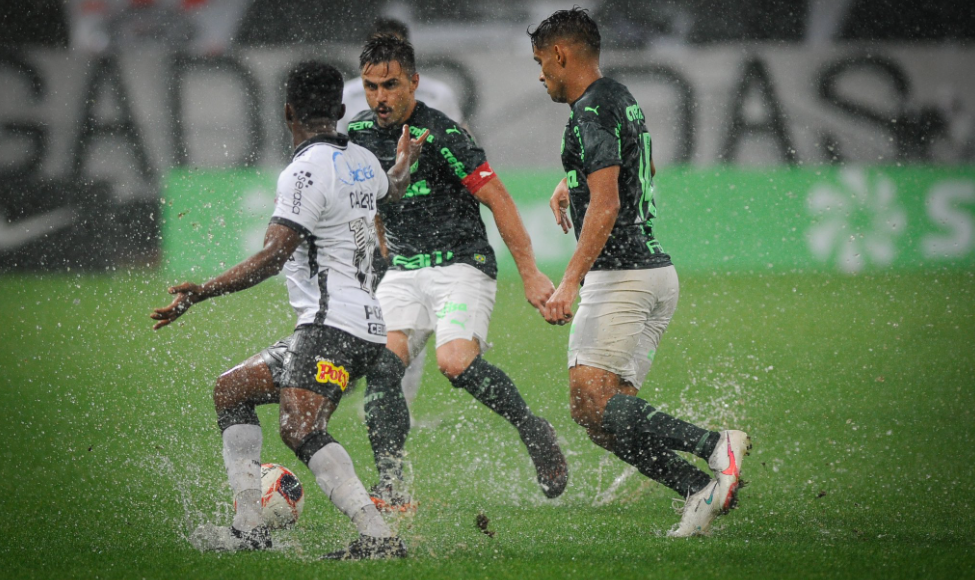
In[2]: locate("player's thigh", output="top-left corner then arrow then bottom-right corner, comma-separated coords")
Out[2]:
429,263 -> 496,353
567,269 -> 664,388
279,325 -> 382,408
214,338 -> 289,409
631,266 -> 679,387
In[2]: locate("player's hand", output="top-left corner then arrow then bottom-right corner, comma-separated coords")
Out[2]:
549,179 -> 571,234
150,282 -> 203,330
522,268 -> 555,315
543,281 -> 577,326
397,124 -> 430,168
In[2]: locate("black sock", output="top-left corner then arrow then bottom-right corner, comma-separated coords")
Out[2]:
364,349 -> 411,478
449,356 -> 533,431
602,394 -> 711,496
604,393 -> 717,458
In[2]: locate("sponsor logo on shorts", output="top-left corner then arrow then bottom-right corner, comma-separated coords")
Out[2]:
367,322 -> 386,335
315,361 -> 349,391
437,301 -> 468,318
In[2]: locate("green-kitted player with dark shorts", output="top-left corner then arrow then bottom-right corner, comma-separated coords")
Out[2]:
529,8 -> 751,537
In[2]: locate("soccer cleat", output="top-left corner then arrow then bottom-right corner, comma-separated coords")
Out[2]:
321,534 -> 407,560
521,416 -> 569,499
369,482 -> 417,514
667,479 -> 721,538
188,523 -> 271,552
707,430 -> 751,512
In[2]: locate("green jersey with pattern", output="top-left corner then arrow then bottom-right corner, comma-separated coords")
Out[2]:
561,77 -> 672,271
348,101 -> 498,278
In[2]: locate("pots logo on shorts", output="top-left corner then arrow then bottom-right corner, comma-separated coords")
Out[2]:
315,360 -> 350,391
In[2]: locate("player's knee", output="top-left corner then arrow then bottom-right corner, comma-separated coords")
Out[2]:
437,356 -> 471,380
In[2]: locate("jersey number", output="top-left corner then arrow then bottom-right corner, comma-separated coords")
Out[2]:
348,218 -> 377,294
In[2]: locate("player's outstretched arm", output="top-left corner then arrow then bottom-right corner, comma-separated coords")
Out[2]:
150,224 -> 302,330
473,178 -> 555,314
543,166 -> 620,326
550,178 -> 571,234
385,125 -> 429,202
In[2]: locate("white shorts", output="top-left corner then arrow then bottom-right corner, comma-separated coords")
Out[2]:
376,263 -> 496,360
568,266 -> 679,388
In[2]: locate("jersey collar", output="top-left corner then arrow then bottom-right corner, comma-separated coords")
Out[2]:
293,133 -> 349,160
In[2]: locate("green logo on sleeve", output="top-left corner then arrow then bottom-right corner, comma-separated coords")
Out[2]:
584,106 -> 600,115
446,127 -> 461,135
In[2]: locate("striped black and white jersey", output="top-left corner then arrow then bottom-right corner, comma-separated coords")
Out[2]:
269,133 -> 390,343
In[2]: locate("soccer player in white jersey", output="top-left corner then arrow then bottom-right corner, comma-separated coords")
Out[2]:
151,61 -> 428,559
337,17 -> 465,410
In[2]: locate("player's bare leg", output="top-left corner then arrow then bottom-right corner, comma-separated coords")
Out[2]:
439,338 -> 568,498
189,355 -> 279,552
278,387 -> 405,558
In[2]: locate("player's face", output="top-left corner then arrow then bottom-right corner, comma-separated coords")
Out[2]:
361,60 -> 419,127
533,45 -> 566,104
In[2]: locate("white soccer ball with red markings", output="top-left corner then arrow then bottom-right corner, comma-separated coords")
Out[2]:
260,463 -> 305,529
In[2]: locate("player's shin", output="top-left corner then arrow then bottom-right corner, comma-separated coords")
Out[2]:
449,355 -> 533,431
603,393 -> 720,458
299,432 -> 392,538
364,349 -> 411,483
601,395 -> 712,497
221,423 -> 264,531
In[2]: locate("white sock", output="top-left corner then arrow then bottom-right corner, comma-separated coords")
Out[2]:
402,347 -> 425,407
308,442 -> 392,538
222,424 -> 263,531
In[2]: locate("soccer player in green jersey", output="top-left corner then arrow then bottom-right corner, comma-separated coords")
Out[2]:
529,8 -> 751,537
346,34 -> 568,508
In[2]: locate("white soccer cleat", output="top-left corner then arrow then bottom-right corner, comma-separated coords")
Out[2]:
667,479 -> 721,538
188,523 -> 271,552
707,430 -> 751,512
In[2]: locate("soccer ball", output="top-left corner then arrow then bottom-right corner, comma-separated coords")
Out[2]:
260,463 -> 305,529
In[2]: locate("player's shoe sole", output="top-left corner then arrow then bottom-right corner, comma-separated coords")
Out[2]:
321,534 -> 407,560
188,523 -> 271,552
707,430 -> 752,512
522,417 -> 569,498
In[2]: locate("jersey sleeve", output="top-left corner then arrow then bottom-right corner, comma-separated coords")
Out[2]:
433,122 -> 494,194
270,160 -> 328,237
373,155 -> 391,201
577,106 -> 622,176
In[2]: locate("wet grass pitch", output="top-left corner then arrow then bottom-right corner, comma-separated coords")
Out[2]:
2,269 -> 972,578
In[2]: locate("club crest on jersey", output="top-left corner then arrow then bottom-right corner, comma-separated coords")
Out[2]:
315,360 -> 350,390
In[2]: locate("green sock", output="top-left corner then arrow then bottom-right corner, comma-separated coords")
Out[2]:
364,349 -> 411,480
449,355 -> 533,431
602,394 -> 711,496
604,393 -> 718,458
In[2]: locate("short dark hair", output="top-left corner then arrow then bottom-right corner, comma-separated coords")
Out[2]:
286,61 -> 344,123
528,7 -> 601,55
370,17 -> 409,41
359,34 -> 416,77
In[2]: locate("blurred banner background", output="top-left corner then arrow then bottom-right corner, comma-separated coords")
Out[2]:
2,0 -> 973,275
